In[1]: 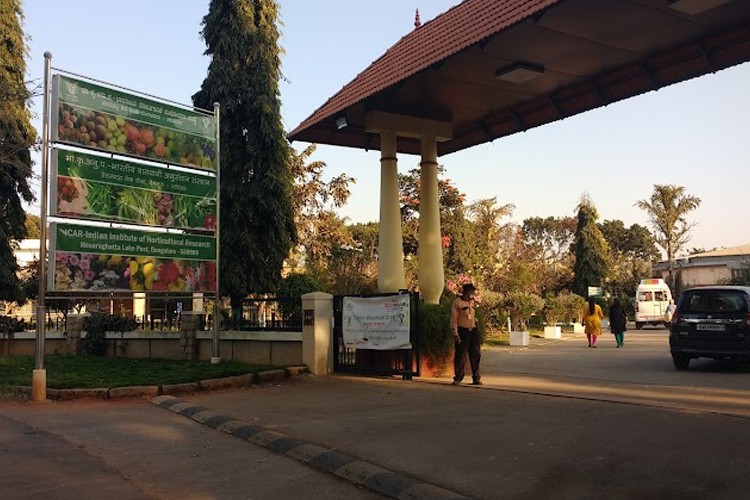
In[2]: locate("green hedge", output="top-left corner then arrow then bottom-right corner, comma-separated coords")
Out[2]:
418,299 -> 486,376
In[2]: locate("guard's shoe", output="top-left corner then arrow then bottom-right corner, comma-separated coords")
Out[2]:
452,380 -> 461,386
472,380 -> 483,386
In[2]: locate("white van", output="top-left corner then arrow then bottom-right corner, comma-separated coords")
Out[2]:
634,278 -> 673,329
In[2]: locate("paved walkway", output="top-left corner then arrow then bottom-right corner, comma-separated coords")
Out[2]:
3,329 -> 750,499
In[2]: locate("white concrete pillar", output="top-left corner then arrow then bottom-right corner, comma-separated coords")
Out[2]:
377,130 -> 406,292
133,292 -> 146,317
418,136 -> 444,304
302,292 -> 333,375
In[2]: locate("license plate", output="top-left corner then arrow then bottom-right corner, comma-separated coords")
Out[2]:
696,324 -> 726,332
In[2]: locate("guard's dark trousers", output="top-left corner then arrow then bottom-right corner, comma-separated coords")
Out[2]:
454,327 -> 481,383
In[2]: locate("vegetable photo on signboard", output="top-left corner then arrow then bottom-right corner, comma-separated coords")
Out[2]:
53,150 -> 217,231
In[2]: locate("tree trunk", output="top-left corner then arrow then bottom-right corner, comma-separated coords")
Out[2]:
230,293 -> 244,330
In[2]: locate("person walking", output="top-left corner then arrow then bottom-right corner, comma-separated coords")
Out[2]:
664,299 -> 677,324
582,298 -> 604,348
450,283 -> 481,385
609,298 -> 627,348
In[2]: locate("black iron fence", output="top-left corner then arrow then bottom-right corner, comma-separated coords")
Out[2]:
0,297 -> 304,334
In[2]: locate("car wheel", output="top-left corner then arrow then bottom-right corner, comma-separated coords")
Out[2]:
635,322 -> 643,330
672,354 -> 690,370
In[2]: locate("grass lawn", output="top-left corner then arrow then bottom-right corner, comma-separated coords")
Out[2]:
0,355 -> 274,389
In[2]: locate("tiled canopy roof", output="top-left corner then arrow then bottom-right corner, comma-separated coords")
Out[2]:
288,0 -> 558,139
289,0 -> 750,155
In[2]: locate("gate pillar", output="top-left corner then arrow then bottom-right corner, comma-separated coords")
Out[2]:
302,292 -> 333,375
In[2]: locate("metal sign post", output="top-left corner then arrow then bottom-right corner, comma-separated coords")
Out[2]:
211,102 -> 221,364
32,52 -> 53,402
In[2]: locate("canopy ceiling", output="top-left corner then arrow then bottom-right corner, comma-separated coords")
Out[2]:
288,0 -> 750,156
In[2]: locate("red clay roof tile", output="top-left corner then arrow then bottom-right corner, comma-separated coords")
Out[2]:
288,0 -> 560,140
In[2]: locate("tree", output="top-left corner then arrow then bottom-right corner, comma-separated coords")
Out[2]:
599,220 -> 659,298
468,197 -> 514,270
635,184 -> 701,291
0,0 -> 36,303
24,212 -> 40,238
398,166 -> 477,279
399,166 -> 466,255
504,291 -> 544,331
521,216 -> 576,294
288,144 -> 355,271
572,195 -> 609,297
193,0 -> 295,315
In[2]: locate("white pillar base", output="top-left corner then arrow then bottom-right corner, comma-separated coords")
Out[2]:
210,356 -> 221,364
32,369 -> 47,401
510,331 -> 530,346
302,292 -> 334,375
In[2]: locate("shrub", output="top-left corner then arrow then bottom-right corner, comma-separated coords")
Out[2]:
419,302 -> 453,374
277,272 -> 322,322
543,293 -> 566,326
418,298 -> 487,376
82,313 -> 137,356
559,291 -> 587,323
0,316 -> 27,334
505,291 -> 544,331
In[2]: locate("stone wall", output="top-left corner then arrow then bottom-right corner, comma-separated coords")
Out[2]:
3,331 -> 302,366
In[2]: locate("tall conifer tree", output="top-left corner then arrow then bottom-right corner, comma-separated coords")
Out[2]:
193,0 -> 295,312
572,195 -> 609,298
0,0 -> 36,302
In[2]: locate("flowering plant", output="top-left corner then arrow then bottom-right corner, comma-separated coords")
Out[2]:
445,273 -> 482,303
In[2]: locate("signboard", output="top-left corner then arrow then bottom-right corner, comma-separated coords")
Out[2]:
588,286 -> 603,298
49,223 -> 216,292
342,295 -> 411,350
51,75 -> 216,171
53,149 -> 216,230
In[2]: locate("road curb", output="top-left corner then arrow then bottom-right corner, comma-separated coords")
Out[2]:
151,395 -> 471,500
5,365 -> 309,401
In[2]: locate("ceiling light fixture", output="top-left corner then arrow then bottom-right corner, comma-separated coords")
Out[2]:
495,63 -> 545,84
335,116 -> 348,130
667,0 -> 732,15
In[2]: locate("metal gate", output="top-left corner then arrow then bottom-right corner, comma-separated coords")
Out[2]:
333,292 -> 420,379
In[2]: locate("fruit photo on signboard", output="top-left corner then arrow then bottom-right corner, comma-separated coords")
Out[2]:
56,103 -> 215,170
56,175 -> 89,215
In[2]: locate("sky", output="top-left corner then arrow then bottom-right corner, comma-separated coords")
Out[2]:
20,0 -> 750,254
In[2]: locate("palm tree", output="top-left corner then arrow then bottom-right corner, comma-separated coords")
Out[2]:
635,184 -> 701,291
467,197 -> 514,266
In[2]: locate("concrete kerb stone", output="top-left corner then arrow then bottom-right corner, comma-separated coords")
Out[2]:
190,409 -> 221,424
160,382 -> 200,395
57,388 -> 109,401
108,386 -> 160,399
3,366 -> 309,402
198,373 -> 254,391
256,368 -> 287,383
150,396 -> 472,500
215,419 -> 250,434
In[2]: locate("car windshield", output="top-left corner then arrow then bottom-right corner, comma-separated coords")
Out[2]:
679,290 -> 748,314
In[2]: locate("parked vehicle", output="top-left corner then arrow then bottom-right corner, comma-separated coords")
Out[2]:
634,278 -> 673,329
669,286 -> 750,370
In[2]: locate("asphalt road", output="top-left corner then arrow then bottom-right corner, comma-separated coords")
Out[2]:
2,326 -> 749,499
